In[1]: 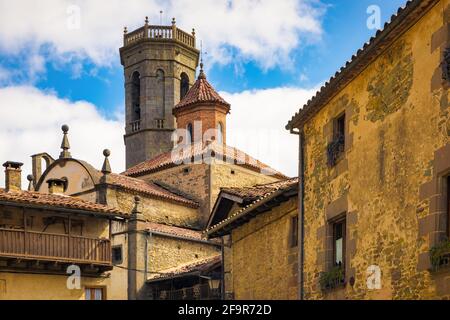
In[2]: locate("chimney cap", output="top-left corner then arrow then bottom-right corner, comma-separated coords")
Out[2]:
3,161 -> 24,169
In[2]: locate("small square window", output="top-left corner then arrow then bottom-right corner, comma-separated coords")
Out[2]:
334,113 -> 346,144
85,287 -> 105,300
290,216 -> 299,248
112,246 -> 123,265
332,218 -> 346,268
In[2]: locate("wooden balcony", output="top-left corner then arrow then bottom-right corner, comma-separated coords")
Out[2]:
0,228 -> 112,270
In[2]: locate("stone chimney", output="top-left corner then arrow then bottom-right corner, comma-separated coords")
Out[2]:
3,161 -> 23,192
46,178 -> 66,195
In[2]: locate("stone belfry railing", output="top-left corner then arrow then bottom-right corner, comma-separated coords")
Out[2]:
123,17 -> 196,49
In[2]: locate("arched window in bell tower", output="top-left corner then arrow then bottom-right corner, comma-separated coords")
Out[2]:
217,122 -> 224,144
187,123 -> 194,143
180,73 -> 189,99
131,71 -> 141,122
156,69 -> 165,118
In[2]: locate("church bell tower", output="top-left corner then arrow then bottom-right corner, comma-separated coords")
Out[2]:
120,17 -> 199,169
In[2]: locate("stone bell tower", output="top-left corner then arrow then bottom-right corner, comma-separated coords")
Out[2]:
120,17 -> 199,169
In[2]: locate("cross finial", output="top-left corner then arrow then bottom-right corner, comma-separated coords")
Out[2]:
59,124 -> 72,159
199,40 -> 207,79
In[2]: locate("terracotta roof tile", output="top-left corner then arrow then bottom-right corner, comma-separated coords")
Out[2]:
0,188 -> 126,217
286,0 -> 439,129
221,178 -> 299,201
108,173 -> 198,208
148,255 -> 221,281
146,222 -> 204,241
123,141 -> 288,179
206,178 -> 299,236
174,72 -> 230,110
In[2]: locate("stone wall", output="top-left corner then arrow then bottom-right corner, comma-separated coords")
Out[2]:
226,197 -> 298,300
300,0 -> 450,300
148,234 -> 220,273
106,188 -> 199,228
0,273 -> 110,300
122,37 -> 199,168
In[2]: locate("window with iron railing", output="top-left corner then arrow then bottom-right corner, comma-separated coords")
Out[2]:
327,113 -> 346,167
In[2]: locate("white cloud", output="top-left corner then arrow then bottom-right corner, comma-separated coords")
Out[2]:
0,86 -> 124,187
0,85 -> 314,187
223,86 -> 318,177
0,0 -> 325,73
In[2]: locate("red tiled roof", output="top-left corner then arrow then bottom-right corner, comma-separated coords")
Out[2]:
206,178 -> 299,237
221,178 -> 299,201
146,222 -> 204,241
123,141 -> 288,179
0,188 -> 126,217
148,255 -> 221,281
174,71 -> 230,110
108,173 -> 198,208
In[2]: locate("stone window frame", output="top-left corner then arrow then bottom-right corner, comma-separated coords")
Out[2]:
317,193 -> 358,289
323,104 -> 354,178
418,143 -> 450,271
112,245 -> 123,265
325,212 -> 347,273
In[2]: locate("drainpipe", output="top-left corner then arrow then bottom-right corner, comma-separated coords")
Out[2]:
292,128 -> 305,300
144,232 -> 150,287
221,237 -> 225,300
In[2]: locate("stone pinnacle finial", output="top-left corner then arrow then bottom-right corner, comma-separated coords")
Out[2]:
131,195 -> 144,220
101,149 -> 112,175
192,28 -> 196,37
59,124 -> 72,159
124,26 -> 128,34
199,41 -> 206,79
27,174 -> 34,191
172,17 -> 176,25
145,16 -> 149,25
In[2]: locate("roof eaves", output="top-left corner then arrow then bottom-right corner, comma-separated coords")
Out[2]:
286,0 -> 440,130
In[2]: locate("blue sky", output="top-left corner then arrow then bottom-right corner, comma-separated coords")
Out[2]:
18,0 -> 406,114
0,0 -> 408,180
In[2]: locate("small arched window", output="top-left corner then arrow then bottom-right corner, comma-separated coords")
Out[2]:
180,73 -> 189,99
217,122 -> 224,144
187,123 -> 194,143
131,72 -> 141,121
156,69 -> 165,117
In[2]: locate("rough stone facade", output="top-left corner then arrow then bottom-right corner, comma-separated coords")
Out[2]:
142,162 -> 280,227
224,197 -> 298,300
292,0 -> 450,300
120,23 -> 200,168
148,235 -> 220,274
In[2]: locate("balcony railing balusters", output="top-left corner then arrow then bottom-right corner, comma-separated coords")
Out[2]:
0,228 -> 111,265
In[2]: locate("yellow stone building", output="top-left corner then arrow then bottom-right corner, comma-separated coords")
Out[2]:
0,18 -> 286,300
287,0 -> 450,299
0,161 -> 127,300
206,179 -> 299,300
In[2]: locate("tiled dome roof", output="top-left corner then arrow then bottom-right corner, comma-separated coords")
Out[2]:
174,70 -> 230,110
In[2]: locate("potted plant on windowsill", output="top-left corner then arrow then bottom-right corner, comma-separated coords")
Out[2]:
319,264 -> 346,291
430,239 -> 450,272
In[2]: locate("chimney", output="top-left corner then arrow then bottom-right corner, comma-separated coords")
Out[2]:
46,178 -> 66,195
3,161 -> 23,192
